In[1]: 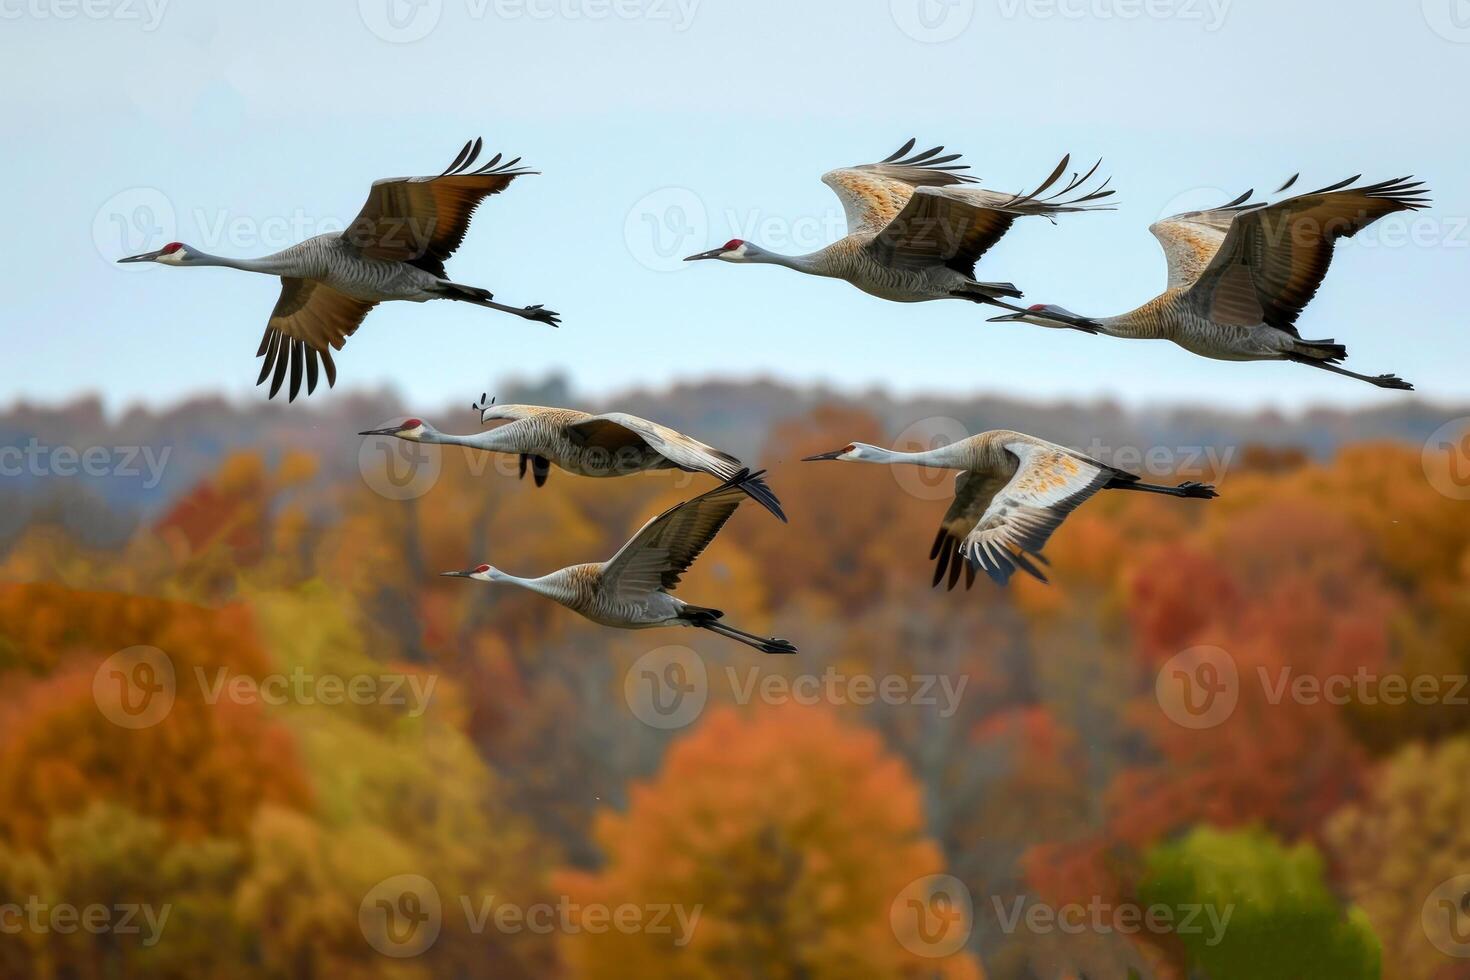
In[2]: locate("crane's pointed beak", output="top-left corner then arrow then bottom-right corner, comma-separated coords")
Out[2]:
802,448 -> 847,461
117,249 -> 165,264
358,426 -> 402,436
439,568 -> 475,578
987,312 -> 1027,323
684,248 -> 725,262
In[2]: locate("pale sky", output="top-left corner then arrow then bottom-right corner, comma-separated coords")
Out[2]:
4,0 -> 1466,413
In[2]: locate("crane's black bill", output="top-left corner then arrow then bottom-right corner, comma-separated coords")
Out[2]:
117,249 -> 165,263
439,568 -> 475,578
358,426 -> 403,436
987,312 -> 1026,322
801,448 -> 847,461
684,248 -> 725,261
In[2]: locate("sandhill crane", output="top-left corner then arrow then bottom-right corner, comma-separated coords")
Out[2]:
441,471 -> 797,653
683,138 -> 1113,320
359,397 -> 786,520
988,174 -> 1430,389
118,138 -> 559,402
803,431 -> 1216,587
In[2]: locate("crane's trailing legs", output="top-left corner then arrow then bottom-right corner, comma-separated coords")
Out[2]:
1282,353 -> 1413,390
435,282 -> 561,326
678,605 -> 798,654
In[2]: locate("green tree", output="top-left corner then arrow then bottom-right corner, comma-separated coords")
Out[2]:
1139,826 -> 1380,979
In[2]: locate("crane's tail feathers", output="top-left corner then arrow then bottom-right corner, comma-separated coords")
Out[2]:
255,328 -> 335,402
1292,339 -> 1348,363
956,281 -> 1023,301
1105,476 -> 1219,499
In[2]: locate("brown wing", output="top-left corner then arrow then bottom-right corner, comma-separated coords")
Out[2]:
1187,176 -> 1430,331
869,155 -> 1114,276
959,441 -> 1115,587
343,138 -> 535,277
821,138 -> 977,235
929,470 -> 1008,592
601,472 -> 756,596
254,278 -> 376,402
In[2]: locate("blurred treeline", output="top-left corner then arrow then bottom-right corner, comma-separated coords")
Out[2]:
2,379 -> 1470,979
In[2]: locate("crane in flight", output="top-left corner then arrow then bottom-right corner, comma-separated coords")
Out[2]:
989,174 -> 1428,389
684,138 -> 1113,321
359,396 -> 786,521
441,471 -> 797,653
119,138 -> 559,402
804,431 -> 1216,588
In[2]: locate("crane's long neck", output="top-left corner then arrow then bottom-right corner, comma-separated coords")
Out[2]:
186,251 -> 297,276
746,249 -> 826,276
860,444 -> 972,469
420,429 -> 520,453
489,570 -> 575,604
